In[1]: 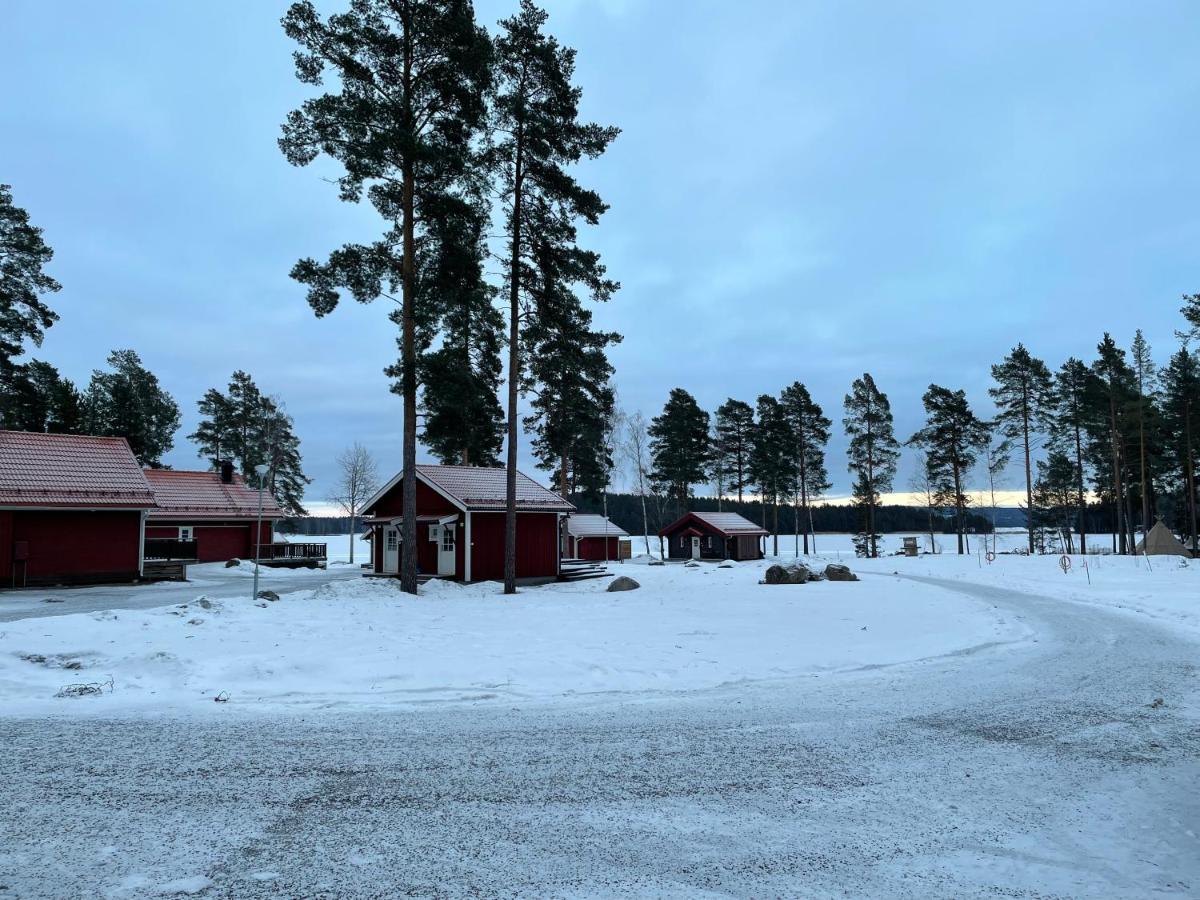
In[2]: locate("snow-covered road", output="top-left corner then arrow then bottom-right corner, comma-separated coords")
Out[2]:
2,574 -> 1196,897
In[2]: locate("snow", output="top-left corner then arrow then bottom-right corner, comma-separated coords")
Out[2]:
0,556 -> 1030,716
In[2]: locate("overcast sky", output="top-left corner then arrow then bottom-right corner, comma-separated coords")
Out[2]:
4,1 -> 1199,511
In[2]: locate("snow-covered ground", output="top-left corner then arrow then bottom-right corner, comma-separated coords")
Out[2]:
0,557 -> 1029,715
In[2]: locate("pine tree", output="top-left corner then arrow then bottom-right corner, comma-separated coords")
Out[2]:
989,343 -> 1054,553
1181,293 -> 1200,338
749,394 -> 795,555
649,388 -> 711,515
0,184 -> 61,370
714,399 -> 755,503
1032,451 -> 1079,553
279,0 -> 492,593
908,385 -> 991,554
490,0 -> 619,593
1090,334 -> 1138,553
1130,329 -> 1159,535
843,373 -> 900,559
980,435 -> 1012,556
416,198 -> 505,466
1160,343 -> 1200,552
82,350 -> 180,467
189,371 -> 311,515
1051,357 -> 1096,555
780,381 -> 830,554
0,360 -> 81,433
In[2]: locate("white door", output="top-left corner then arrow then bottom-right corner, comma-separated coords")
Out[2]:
383,527 -> 399,574
437,523 -> 456,576
691,536 -> 701,560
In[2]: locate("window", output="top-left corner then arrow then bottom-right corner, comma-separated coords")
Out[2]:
386,529 -> 398,552
442,526 -> 454,551
680,536 -> 686,549
705,536 -> 712,550
178,527 -> 193,542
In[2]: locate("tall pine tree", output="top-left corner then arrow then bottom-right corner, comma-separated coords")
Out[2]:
1090,334 -> 1137,553
1160,343 -> 1199,552
843,373 -> 899,559
82,350 -> 180,467
279,0 -> 492,593
908,385 -> 991,555
648,388 -> 710,516
0,184 -> 61,371
0,360 -> 81,433
749,394 -> 796,555
780,381 -> 831,554
1130,329 -> 1158,535
989,343 -> 1054,553
1051,357 -> 1096,555
490,0 -> 619,593
714,399 -> 755,504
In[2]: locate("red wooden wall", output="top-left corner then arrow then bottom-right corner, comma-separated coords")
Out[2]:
576,535 -> 621,561
145,520 -> 274,562
2,509 -> 142,586
469,512 -> 559,581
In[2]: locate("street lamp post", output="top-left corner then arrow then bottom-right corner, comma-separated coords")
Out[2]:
252,463 -> 269,602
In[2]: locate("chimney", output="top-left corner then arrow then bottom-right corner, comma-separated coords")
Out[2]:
219,460 -> 234,484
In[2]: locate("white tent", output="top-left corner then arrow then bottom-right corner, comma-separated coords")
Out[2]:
1134,520 -> 1191,557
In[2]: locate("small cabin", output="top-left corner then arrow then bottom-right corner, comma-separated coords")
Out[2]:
565,514 -> 629,561
362,464 -> 575,583
658,511 -> 768,561
0,431 -> 155,587
143,465 -> 285,563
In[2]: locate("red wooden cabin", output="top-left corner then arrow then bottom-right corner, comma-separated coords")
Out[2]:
362,465 -> 574,583
0,431 -> 155,587
565,514 -> 629,561
658,511 -> 767,561
143,464 -> 283,563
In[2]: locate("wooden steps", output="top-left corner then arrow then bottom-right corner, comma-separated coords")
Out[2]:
558,559 -> 609,582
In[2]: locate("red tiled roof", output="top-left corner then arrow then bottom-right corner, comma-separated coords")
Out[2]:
0,431 -> 155,509
416,464 -> 574,512
144,469 -> 285,521
658,511 -> 769,537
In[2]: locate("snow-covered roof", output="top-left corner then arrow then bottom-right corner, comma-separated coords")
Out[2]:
659,511 -> 769,537
0,431 -> 155,509
144,469 -> 285,521
566,514 -> 629,539
364,464 -> 574,514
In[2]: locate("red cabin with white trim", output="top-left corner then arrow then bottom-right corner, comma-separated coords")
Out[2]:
362,465 -> 574,583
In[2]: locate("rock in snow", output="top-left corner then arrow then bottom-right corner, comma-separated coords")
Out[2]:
606,576 -> 640,592
824,564 -> 859,582
224,558 -> 241,568
257,590 -> 280,602
763,563 -> 819,584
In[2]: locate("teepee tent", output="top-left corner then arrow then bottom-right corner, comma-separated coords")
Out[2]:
1134,520 -> 1192,557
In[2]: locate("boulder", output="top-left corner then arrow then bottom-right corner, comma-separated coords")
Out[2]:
763,563 -> 816,585
683,560 -> 700,568
607,576 -> 640,592
648,559 -> 666,567
224,558 -> 241,568
256,590 -> 280,602
824,564 -> 859,582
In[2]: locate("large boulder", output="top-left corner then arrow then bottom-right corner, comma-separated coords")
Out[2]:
763,563 -> 816,585
824,564 -> 859,582
607,576 -> 640,592
224,558 -> 241,568
256,590 -> 280,602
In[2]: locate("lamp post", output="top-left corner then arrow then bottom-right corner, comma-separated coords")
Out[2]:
252,463 -> 269,602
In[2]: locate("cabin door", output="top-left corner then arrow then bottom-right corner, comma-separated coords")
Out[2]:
690,536 -> 701,560
436,523 -> 456,576
383,527 -> 400,574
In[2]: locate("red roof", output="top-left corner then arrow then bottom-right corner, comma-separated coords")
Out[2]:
365,464 -> 575,514
144,469 -> 285,521
0,431 -> 155,509
658,511 -> 769,538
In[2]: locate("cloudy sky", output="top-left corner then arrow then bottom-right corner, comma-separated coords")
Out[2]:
4,1 -> 1199,510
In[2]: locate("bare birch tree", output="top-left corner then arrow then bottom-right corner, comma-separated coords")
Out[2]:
329,443 -> 379,565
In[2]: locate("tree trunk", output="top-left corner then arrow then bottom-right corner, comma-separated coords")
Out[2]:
1021,392 -> 1035,554
1187,402 -> 1198,553
399,131 -> 418,594
503,126 -> 525,595
1139,395 -> 1150,536
1074,419 -> 1087,555
953,462 -> 965,555
1109,398 -> 1126,554
348,501 -> 355,565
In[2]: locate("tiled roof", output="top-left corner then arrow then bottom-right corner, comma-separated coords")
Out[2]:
566,514 -> 629,538
417,464 -> 574,512
0,431 -> 155,509
691,512 -> 769,536
659,511 -> 769,537
144,469 -> 285,520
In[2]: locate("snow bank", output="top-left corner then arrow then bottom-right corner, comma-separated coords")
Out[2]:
0,559 -> 1025,715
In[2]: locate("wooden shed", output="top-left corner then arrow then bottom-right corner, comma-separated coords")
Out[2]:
0,431 -> 155,587
362,465 -> 574,583
565,514 -> 629,561
658,511 -> 768,561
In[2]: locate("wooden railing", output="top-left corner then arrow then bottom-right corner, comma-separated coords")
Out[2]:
144,539 -> 199,561
256,542 -> 327,561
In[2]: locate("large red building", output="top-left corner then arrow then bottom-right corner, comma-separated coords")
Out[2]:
363,464 -> 574,583
144,465 -> 283,563
0,431 -> 155,587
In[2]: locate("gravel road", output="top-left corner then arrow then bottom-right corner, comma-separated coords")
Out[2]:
1,575 -> 1196,898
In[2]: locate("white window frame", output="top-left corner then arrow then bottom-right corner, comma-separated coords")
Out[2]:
178,526 -> 193,542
